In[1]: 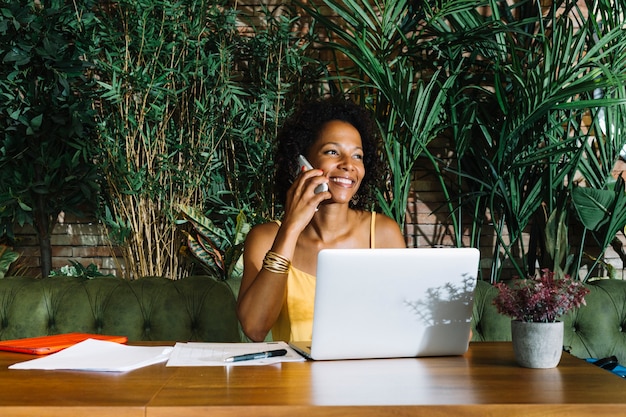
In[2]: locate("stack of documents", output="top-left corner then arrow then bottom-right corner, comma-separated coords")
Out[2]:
9,339 -> 172,372
7,339 -> 305,371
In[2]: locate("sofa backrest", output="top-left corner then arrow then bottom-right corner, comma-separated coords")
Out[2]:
472,279 -> 626,363
0,275 -> 240,342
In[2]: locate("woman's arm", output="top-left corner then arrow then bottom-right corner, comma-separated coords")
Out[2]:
236,223 -> 292,341
237,168 -> 328,341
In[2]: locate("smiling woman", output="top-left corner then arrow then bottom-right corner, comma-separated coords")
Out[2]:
303,119 -> 364,206
236,97 -> 407,342
273,98 -> 385,212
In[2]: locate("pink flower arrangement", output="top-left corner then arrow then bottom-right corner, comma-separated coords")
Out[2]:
493,269 -> 590,323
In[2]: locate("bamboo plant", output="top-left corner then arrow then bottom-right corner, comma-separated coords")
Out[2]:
92,1 -> 324,279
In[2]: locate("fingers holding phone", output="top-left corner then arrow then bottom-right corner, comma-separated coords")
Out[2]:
297,155 -> 329,195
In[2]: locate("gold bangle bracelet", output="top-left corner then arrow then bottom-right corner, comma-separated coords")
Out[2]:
262,251 -> 291,274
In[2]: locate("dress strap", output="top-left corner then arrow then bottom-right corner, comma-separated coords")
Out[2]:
370,212 -> 376,248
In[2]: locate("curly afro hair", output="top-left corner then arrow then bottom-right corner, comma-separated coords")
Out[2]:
274,97 -> 385,211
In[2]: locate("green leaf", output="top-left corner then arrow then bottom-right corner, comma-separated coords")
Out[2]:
0,245 -> 19,279
571,187 -> 615,231
30,114 -> 43,130
17,201 -> 32,212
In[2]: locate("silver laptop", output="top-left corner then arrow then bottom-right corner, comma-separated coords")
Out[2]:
290,247 -> 480,360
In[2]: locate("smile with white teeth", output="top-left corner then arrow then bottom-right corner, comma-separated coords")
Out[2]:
331,177 -> 354,186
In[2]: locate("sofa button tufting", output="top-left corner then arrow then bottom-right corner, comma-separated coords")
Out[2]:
0,276 -> 242,344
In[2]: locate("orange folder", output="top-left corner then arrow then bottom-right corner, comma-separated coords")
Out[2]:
0,333 -> 128,355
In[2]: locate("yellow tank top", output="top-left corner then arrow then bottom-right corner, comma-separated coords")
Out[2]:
271,212 -> 377,342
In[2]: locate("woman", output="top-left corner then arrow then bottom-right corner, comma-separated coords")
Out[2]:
237,98 -> 406,342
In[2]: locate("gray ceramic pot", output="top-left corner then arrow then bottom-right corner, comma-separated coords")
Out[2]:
511,320 -> 564,368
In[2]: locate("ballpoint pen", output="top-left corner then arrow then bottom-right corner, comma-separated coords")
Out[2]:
224,348 -> 288,363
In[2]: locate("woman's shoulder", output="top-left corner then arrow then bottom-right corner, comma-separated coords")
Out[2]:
243,221 -> 281,257
372,211 -> 406,248
247,221 -> 280,239
374,211 -> 398,226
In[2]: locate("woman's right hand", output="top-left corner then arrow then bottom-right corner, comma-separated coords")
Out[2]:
281,168 -> 330,232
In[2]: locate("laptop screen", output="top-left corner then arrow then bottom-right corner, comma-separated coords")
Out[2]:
299,248 -> 479,360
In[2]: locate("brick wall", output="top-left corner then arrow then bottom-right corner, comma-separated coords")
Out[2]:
12,212 -> 122,278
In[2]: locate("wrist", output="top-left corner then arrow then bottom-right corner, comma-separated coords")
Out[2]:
262,251 -> 291,274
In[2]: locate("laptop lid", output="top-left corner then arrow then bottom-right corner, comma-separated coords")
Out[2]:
291,247 -> 480,360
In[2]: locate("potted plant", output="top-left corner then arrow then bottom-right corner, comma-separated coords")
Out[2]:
493,269 -> 590,368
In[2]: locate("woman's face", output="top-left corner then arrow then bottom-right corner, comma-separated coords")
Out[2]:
306,120 -> 364,204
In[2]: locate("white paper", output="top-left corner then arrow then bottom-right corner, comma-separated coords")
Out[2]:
9,339 -> 173,372
166,341 -> 305,366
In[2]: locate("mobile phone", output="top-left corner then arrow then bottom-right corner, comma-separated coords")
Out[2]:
297,155 -> 329,194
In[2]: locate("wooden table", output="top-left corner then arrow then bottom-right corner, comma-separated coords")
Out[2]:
0,342 -> 624,417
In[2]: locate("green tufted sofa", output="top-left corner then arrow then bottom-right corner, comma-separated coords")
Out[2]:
2,273 -> 625,365
471,279 -> 626,364
0,275 -> 240,343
